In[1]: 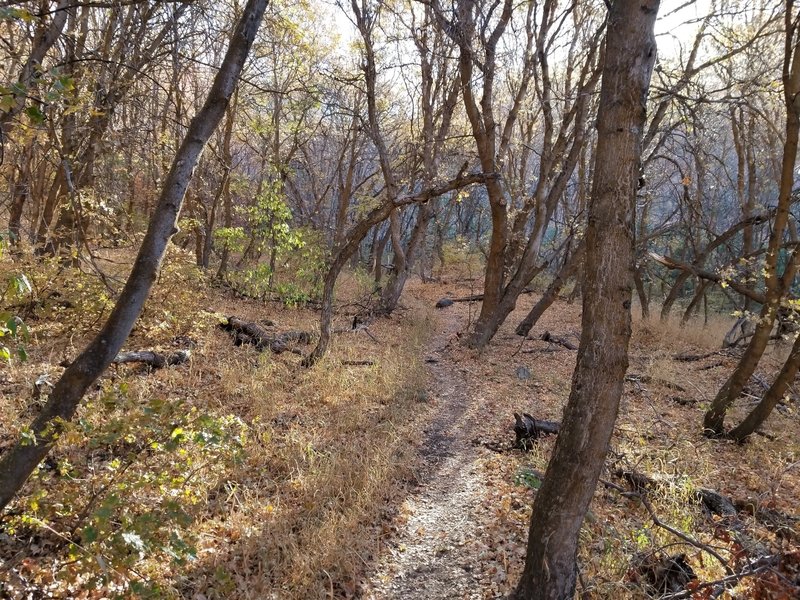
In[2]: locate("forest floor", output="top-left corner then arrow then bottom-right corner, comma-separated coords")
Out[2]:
360,280 -> 800,599
1,254 -> 799,599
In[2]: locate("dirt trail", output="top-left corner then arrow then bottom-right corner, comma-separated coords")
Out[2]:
366,310 -> 492,599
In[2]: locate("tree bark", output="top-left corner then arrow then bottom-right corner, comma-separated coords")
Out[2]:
512,2 -> 658,597
659,212 -> 771,321
466,2 -> 603,349
0,0 -> 269,513
303,173 -> 490,366
113,350 -> 191,369
0,0 -> 70,136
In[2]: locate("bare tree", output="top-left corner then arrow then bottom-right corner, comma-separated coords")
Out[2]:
704,0 -> 800,438
0,0 -> 270,512
512,1 -> 659,597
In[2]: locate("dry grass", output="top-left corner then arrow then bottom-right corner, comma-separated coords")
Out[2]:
0,251 -> 435,599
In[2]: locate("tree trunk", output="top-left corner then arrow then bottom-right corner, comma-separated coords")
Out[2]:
216,102 -> 235,277
372,225 -> 390,285
0,0 -> 70,136
728,331 -> 800,441
8,170 -> 29,252
515,242 -> 584,337
512,2 -> 658,597
304,173 -> 489,366
660,270 -> 691,321
681,279 -> 710,325
0,0 -> 269,513
633,263 -> 650,319
378,203 -> 435,315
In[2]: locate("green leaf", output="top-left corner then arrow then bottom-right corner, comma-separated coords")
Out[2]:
58,75 -> 75,92
20,426 -> 36,445
0,7 -> 34,22
82,524 -> 98,544
0,92 -> 14,113
514,469 -> 542,490
25,105 -> 45,124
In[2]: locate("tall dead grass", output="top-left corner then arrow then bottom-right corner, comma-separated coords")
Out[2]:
0,250 -> 435,598
173,308 -> 433,598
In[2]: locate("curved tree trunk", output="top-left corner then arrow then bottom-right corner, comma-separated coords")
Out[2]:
303,173 -> 489,366
466,7 -> 603,350
0,0 -> 269,513
378,203 -> 436,315
728,331 -> 800,441
512,2 -> 658,597
515,241 -> 584,337
704,2 -> 800,436
0,0 -> 69,137
660,270 -> 691,321
681,279 -> 710,325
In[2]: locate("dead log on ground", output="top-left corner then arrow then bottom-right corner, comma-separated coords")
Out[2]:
435,298 -> 455,308
434,287 -> 537,308
220,316 -> 314,354
674,350 -> 728,362
540,330 -> 577,350
615,469 -> 799,542
513,412 -> 561,449
625,373 -> 687,392
113,350 -> 191,369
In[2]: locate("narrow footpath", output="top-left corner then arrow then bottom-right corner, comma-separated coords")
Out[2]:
366,311 -> 494,599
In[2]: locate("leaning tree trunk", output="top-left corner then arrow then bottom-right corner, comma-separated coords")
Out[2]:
0,0 -> 69,138
0,0 -> 269,513
728,331 -> 800,441
515,241 -> 584,337
303,173 -> 489,366
681,279 -> 710,325
512,2 -> 659,598
704,1 -> 800,436
377,203 -> 435,315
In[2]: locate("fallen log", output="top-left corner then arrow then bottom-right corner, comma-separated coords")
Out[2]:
113,350 -> 191,369
434,287 -> 537,308
513,412 -> 561,449
673,350 -> 727,362
435,298 -> 455,308
540,330 -> 577,350
615,469 -> 799,542
624,373 -> 687,392
220,316 -> 315,354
